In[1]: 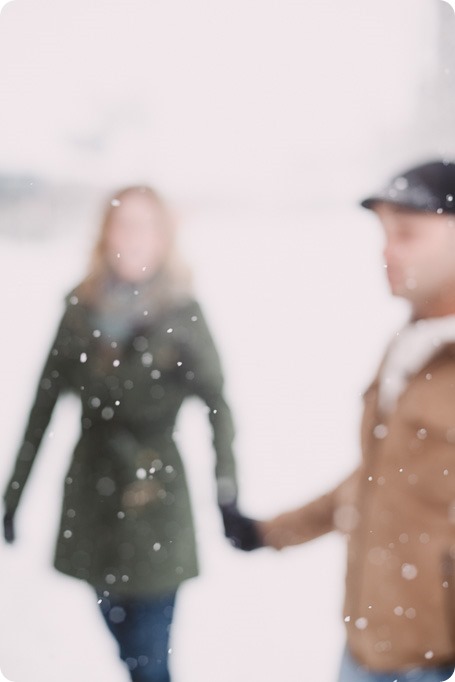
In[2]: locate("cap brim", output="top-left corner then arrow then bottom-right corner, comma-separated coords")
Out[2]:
360,196 -> 380,210
359,195 -> 448,213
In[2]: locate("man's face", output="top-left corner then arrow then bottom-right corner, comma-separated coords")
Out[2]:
374,203 -> 455,304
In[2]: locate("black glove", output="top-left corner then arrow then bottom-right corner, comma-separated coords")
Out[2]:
3,511 -> 15,544
219,503 -> 262,552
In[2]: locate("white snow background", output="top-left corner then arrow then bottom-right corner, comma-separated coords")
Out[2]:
0,1 -> 452,681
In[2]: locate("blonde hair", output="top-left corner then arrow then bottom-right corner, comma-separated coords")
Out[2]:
75,185 -> 192,307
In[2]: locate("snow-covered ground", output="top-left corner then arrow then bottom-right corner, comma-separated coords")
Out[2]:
0,203 -> 410,682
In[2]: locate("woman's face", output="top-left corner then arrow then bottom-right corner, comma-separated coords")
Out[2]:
104,192 -> 170,282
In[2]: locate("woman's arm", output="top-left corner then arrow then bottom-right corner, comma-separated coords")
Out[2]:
181,301 -> 238,505
3,305 -> 74,525
178,301 -> 262,550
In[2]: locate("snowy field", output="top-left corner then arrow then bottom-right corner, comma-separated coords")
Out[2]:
0,202 -> 410,682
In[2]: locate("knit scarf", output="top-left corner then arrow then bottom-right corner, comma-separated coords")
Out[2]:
86,271 -> 188,344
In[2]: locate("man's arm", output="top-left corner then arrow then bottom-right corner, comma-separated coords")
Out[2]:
257,466 -> 361,549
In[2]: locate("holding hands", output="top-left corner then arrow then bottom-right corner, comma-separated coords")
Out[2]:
219,502 -> 263,552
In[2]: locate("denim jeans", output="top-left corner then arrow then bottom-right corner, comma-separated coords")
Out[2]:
97,589 -> 177,682
337,648 -> 454,682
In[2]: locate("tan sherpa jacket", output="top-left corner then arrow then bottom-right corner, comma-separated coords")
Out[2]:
260,343 -> 455,672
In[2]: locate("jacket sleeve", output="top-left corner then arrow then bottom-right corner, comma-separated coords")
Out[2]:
258,466 -> 362,549
180,301 -> 238,505
3,306 -> 74,516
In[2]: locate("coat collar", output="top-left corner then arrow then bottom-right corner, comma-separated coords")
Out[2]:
382,318 -> 455,375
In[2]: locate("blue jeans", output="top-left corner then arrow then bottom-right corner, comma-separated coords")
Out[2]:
337,648 -> 454,682
97,590 -> 177,682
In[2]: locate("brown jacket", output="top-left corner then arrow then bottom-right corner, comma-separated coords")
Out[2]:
260,343 -> 455,671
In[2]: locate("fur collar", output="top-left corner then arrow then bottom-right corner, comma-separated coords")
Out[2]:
378,315 -> 455,414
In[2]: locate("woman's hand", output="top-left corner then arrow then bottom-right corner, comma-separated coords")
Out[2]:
219,503 -> 262,551
3,511 -> 15,544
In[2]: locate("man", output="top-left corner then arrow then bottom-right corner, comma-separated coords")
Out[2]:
259,161 -> 455,682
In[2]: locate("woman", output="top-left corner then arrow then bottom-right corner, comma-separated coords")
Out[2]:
3,186 -> 259,682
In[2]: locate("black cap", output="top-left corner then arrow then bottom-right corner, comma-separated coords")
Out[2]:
360,160 -> 455,214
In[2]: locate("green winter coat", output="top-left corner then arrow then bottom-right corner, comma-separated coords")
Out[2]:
3,295 -> 238,596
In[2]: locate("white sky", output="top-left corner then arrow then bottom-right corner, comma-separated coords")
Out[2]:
0,0 -> 440,206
